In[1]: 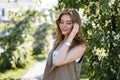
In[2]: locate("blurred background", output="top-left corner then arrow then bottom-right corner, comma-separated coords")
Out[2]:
0,0 -> 120,80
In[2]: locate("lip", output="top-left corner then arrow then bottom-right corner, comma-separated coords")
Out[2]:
61,30 -> 68,33
61,29 -> 68,31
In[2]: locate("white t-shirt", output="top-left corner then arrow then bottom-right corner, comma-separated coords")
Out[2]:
52,51 -> 80,63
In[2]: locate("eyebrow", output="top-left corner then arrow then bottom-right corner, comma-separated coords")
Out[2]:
60,19 -> 72,22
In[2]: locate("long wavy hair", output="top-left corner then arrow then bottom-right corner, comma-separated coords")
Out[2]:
54,8 -> 87,48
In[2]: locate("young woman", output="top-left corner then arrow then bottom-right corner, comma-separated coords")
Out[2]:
43,8 -> 87,80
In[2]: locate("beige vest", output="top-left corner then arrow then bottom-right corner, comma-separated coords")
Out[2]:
43,44 -> 83,80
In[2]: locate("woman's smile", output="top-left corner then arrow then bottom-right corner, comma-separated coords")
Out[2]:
61,29 -> 68,32
61,28 -> 71,34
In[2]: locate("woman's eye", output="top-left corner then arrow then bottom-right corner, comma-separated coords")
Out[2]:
67,23 -> 72,25
60,21 -> 72,25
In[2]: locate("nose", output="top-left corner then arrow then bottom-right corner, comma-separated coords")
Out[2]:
62,23 -> 67,28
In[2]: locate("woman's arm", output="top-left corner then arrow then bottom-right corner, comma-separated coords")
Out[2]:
53,42 -> 86,66
53,23 -> 86,66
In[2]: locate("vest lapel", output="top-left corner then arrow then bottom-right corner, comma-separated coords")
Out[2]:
49,43 -> 58,72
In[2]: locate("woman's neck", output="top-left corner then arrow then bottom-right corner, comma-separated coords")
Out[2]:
63,35 -> 69,42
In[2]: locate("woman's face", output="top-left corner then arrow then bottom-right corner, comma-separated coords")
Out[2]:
59,14 -> 73,36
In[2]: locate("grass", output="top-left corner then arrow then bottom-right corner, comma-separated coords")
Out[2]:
0,53 -> 47,79
0,67 -> 31,79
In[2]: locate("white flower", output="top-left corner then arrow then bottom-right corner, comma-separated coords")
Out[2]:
110,68 -> 116,73
92,61 -> 97,66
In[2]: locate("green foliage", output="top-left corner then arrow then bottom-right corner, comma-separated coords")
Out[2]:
32,9 -> 55,55
32,23 -> 50,55
0,10 -> 39,69
0,8 -> 54,70
57,0 -> 120,80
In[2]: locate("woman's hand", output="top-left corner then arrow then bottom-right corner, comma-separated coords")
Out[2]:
70,23 -> 79,38
66,23 -> 79,43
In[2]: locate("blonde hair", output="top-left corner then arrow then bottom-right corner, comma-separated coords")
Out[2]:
54,8 -> 87,47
